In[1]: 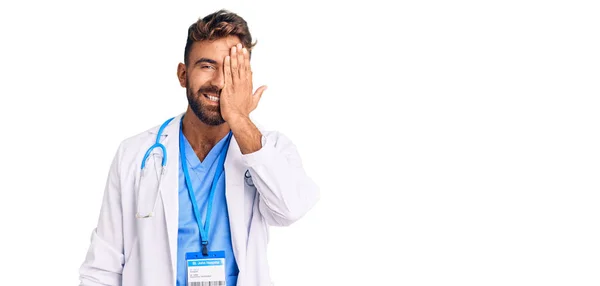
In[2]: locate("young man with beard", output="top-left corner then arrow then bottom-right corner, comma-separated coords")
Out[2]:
78,9 -> 320,286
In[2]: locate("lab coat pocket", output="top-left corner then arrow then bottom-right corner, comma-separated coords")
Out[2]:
135,153 -> 163,219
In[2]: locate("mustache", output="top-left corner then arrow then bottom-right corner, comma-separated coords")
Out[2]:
198,85 -> 221,95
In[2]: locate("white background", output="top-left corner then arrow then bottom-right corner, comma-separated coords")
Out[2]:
0,0 -> 599,285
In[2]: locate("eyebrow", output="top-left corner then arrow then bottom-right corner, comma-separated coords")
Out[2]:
194,58 -> 217,65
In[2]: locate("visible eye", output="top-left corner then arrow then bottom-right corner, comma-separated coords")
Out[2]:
201,65 -> 215,70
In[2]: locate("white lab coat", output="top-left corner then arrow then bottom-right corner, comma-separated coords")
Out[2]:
78,113 -> 320,286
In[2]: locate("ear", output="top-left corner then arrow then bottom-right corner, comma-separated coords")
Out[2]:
177,63 -> 187,87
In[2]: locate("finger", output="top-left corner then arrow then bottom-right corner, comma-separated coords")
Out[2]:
230,46 -> 239,82
224,56 -> 232,87
237,43 -> 245,78
243,47 -> 251,77
252,85 -> 268,110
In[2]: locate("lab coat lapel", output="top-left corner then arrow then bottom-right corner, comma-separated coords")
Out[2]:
154,113 -> 183,282
225,135 -> 247,272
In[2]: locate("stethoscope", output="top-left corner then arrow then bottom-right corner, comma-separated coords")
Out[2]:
135,117 -> 255,219
244,170 -> 254,187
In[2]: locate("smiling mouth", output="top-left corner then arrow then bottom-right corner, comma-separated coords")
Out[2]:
203,94 -> 220,102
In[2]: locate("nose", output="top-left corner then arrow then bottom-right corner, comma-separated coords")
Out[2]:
210,69 -> 225,90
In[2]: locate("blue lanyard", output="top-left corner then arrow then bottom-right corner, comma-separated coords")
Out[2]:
179,124 -> 232,256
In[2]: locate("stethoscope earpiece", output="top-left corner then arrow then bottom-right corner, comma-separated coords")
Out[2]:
245,170 -> 254,187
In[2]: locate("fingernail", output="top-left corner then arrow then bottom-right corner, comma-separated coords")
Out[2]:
232,46 -> 236,53
243,48 -> 247,54
237,43 -> 242,49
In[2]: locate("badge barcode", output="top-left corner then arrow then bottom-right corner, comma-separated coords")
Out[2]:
190,282 -> 225,286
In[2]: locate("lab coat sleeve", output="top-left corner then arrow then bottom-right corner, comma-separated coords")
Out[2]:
79,144 -> 125,286
242,132 -> 320,227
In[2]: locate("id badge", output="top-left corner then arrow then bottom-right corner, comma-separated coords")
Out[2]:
186,251 -> 226,286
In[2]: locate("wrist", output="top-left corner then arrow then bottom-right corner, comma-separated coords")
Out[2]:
226,113 -> 250,128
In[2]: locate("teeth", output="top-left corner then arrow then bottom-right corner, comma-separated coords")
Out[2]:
206,94 -> 219,102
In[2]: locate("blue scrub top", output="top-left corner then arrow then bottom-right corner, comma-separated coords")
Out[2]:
176,131 -> 239,286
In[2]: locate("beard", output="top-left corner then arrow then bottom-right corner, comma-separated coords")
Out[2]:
186,83 -> 225,126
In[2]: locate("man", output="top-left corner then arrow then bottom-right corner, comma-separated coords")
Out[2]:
78,9 -> 320,286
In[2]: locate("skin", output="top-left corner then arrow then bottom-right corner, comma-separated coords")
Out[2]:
177,36 -> 268,161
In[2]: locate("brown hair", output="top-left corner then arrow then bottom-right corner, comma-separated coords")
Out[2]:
184,9 -> 256,65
